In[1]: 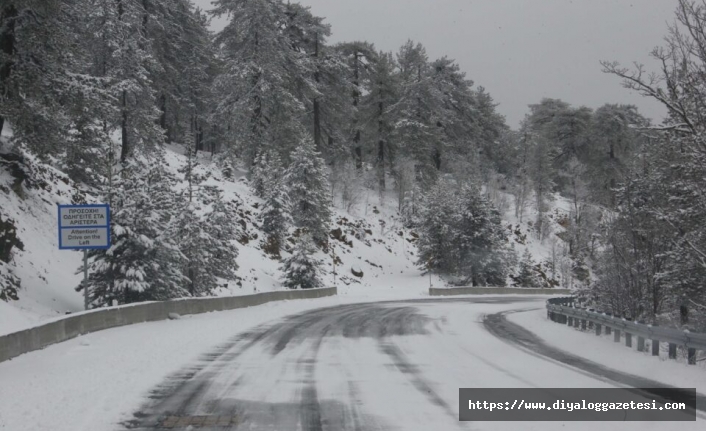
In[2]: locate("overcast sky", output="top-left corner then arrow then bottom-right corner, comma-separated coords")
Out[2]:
194,0 -> 675,129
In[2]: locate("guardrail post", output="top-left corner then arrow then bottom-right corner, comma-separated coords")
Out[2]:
587,310 -> 594,330
688,348 -> 696,365
544,301 -> 705,364
651,339 -> 659,356
650,324 -> 659,356
637,336 -> 645,352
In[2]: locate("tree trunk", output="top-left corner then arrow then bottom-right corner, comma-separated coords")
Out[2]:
680,304 -> 689,325
433,148 -> 441,170
313,99 -> 321,150
0,4 -> 18,137
188,266 -> 195,296
354,140 -> 362,170
159,93 -> 167,130
353,51 -> 362,169
313,33 -> 322,151
141,0 -> 149,30
120,90 -> 129,163
378,100 -> 385,191
192,114 -> 203,152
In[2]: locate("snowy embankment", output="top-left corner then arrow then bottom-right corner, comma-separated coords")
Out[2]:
0,127 -> 86,333
0,137 -> 443,336
508,308 -> 706,393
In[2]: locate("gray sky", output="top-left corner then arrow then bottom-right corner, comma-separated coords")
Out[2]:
195,0 -> 675,129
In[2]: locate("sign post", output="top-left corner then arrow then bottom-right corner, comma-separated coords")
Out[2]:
58,204 -> 111,310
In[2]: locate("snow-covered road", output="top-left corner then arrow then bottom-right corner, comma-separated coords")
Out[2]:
1,296 -> 703,430
125,297 -> 702,430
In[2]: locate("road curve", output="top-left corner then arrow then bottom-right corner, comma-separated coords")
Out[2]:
121,297 -> 702,431
483,309 -> 706,413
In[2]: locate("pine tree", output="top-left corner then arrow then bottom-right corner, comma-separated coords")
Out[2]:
286,136 -> 332,243
393,41 -> 444,187
250,150 -> 275,198
515,250 -> 542,288
1,0 -> 114,177
85,159 -> 187,307
174,138 -> 238,295
417,178 -> 510,285
363,51 -> 399,193
0,214 -> 22,301
91,0 -> 165,163
203,194 -> 239,281
147,1 -> 217,147
259,151 -> 291,255
211,0 -> 315,166
0,260 -> 20,301
173,202 -> 215,296
455,184 -> 510,286
416,177 -> 461,274
172,197 -> 239,296
280,234 -> 323,289
282,2 -> 350,160
334,41 -> 378,170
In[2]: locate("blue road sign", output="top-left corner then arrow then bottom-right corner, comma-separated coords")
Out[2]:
58,204 -> 111,250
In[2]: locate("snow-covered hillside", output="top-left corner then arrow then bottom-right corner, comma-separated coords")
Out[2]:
0,137 -> 452,335
1,127 -> 584,336
1,126 -> 87,333
492,188 -> 592,291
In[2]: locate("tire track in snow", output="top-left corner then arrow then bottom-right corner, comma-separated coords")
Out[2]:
483,309 -> 706,414
124,298 -> 534,430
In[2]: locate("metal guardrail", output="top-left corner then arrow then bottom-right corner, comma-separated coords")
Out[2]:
0,287 -> 337,363
430,287 -> 571,296
546,297 -> 706,365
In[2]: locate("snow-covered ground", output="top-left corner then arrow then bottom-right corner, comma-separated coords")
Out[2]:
0,140 -> 445,336
509,308 -> 706,393
1,132 -> 579,338
0,295 -> 702,431
5,128 -> 703,431
0,296 -> 346,431
0,129 -> 86,333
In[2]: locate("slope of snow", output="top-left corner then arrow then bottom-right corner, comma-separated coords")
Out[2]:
161,144 -> 443,300
1,139 -> 582,336
0,144 -> 86,333
489,187 -> 586,290
0,143 -> 444,335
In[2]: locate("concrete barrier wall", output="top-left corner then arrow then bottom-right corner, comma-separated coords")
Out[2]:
429,287 -> 571,296
0,287 -> 337,364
